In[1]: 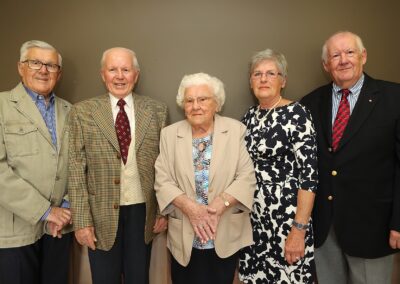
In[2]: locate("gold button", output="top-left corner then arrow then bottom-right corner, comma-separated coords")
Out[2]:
114,178 -> 120,185
113,204 -> 119,209
328,195 -> 333,201
331,170 -> 337,176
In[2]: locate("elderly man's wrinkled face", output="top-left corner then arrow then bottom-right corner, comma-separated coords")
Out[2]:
323,33 -> 367,89
18,48 -> 61,97
184,84 -> 218,128
101,48 -> 139,99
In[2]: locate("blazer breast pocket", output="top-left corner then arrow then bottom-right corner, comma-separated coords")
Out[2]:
4,123 -> 39,157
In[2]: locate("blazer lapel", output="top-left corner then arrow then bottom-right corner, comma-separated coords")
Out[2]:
336,75 -> 379,151
317,84 -> 333,147
55,98 -> 70,151
134,94 -> 153,153
208,115 -> 227,188
10,84 -> 54,148
92,95 -> 120,153
177,120 -> 196,192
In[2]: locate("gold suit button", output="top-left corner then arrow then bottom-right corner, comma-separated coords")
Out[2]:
328,195 -> 333,201
331,170 -> 337,176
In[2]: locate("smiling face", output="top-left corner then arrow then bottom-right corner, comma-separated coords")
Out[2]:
250,60 -> 286,106
101,48 -> 139,99
184,84 -> 218,129
18,47 -> 61,97
323,32 -> 367,89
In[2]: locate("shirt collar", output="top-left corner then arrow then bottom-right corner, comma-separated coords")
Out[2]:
109,93 -> 133,109
332,74 -> 365,96
23,84 -> 55,105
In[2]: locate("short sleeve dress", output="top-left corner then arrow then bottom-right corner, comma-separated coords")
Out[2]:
238,102 -> 318,284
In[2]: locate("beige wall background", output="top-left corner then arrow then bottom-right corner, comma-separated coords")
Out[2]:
1,0 -> 400,283
1,0 -> 399,123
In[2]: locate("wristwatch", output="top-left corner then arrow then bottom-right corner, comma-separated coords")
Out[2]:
292,220 -> 309,230
221,193 -> 230,208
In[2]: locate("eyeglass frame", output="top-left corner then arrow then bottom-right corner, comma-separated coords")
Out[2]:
251,70 -> 283,80
21,59 -> 61,73
183,96 -> 214,106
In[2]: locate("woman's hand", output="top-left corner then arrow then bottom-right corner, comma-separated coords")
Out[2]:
185,202 -> 216,243
284,227 -> 306,265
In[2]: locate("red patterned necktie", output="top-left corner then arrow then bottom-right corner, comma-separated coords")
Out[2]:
115,99 -> 131,164
332,89 -> 350,151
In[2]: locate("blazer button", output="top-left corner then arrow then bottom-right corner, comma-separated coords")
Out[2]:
331,170 -> 337,176
328,195 -> 333,201
117,153 -> 121,159
114,178 -> 120,185
113,204 -> 119,209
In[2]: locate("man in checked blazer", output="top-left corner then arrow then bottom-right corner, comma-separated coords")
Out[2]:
68,47 -> 168,284
301,31 -> 400,284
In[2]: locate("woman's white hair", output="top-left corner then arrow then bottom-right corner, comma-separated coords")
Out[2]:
20,40 -> 62,67
176,72 -> 225,111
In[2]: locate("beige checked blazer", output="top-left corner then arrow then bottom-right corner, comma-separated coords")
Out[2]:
68,93 -> 167,250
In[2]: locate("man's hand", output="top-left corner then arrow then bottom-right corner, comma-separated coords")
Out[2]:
389,230 -> 400,249
75,227 -> 97,250
46,207 -> 72,228
153,215 -> 168,233
47,222 -> 62,238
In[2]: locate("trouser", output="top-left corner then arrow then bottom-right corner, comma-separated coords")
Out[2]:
0,232 -> 72,284
88,203 -> 151,284
315,227 -> 393,284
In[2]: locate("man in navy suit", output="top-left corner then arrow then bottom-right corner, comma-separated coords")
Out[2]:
301,31 -> 400,284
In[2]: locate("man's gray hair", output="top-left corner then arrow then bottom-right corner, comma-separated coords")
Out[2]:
100,47 -> 140,71
321,31 -> 366,63
20,40 -> 62,67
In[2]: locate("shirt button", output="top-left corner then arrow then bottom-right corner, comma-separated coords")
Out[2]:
113,204 -> 119,209
328,147 -> 332,152
328,195 -> 333,201
114,178 -> 120,185
331,170 -> 337,176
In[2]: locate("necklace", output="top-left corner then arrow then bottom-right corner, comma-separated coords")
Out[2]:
255,96 -> 282,126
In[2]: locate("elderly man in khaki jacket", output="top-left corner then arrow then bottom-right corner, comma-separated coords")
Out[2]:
0,40 -> 72,284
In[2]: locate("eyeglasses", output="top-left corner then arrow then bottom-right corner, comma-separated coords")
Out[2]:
251,70 -> 282,80
21,60 -> 61,73
329,49 -> 358,62
184,96 -> 213,106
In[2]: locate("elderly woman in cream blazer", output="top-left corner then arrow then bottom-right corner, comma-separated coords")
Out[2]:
155,72 -> 256,284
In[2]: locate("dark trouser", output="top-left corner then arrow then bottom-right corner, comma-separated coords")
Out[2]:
171,248 -> 238,284
88,203 -> 151,284
0,232 -> 72,284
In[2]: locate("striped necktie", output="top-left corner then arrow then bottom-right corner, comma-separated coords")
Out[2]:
332,89 -> 350,151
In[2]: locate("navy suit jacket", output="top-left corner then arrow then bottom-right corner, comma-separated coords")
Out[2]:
301,74 -> 400,258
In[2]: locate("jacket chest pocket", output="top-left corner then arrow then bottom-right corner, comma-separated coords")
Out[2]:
4,124 -> 39,157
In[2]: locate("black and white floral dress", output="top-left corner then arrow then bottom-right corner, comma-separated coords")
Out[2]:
239,102 -> 318,284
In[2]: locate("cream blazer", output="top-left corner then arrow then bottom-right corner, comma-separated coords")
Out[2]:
155,114 -> 256,266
